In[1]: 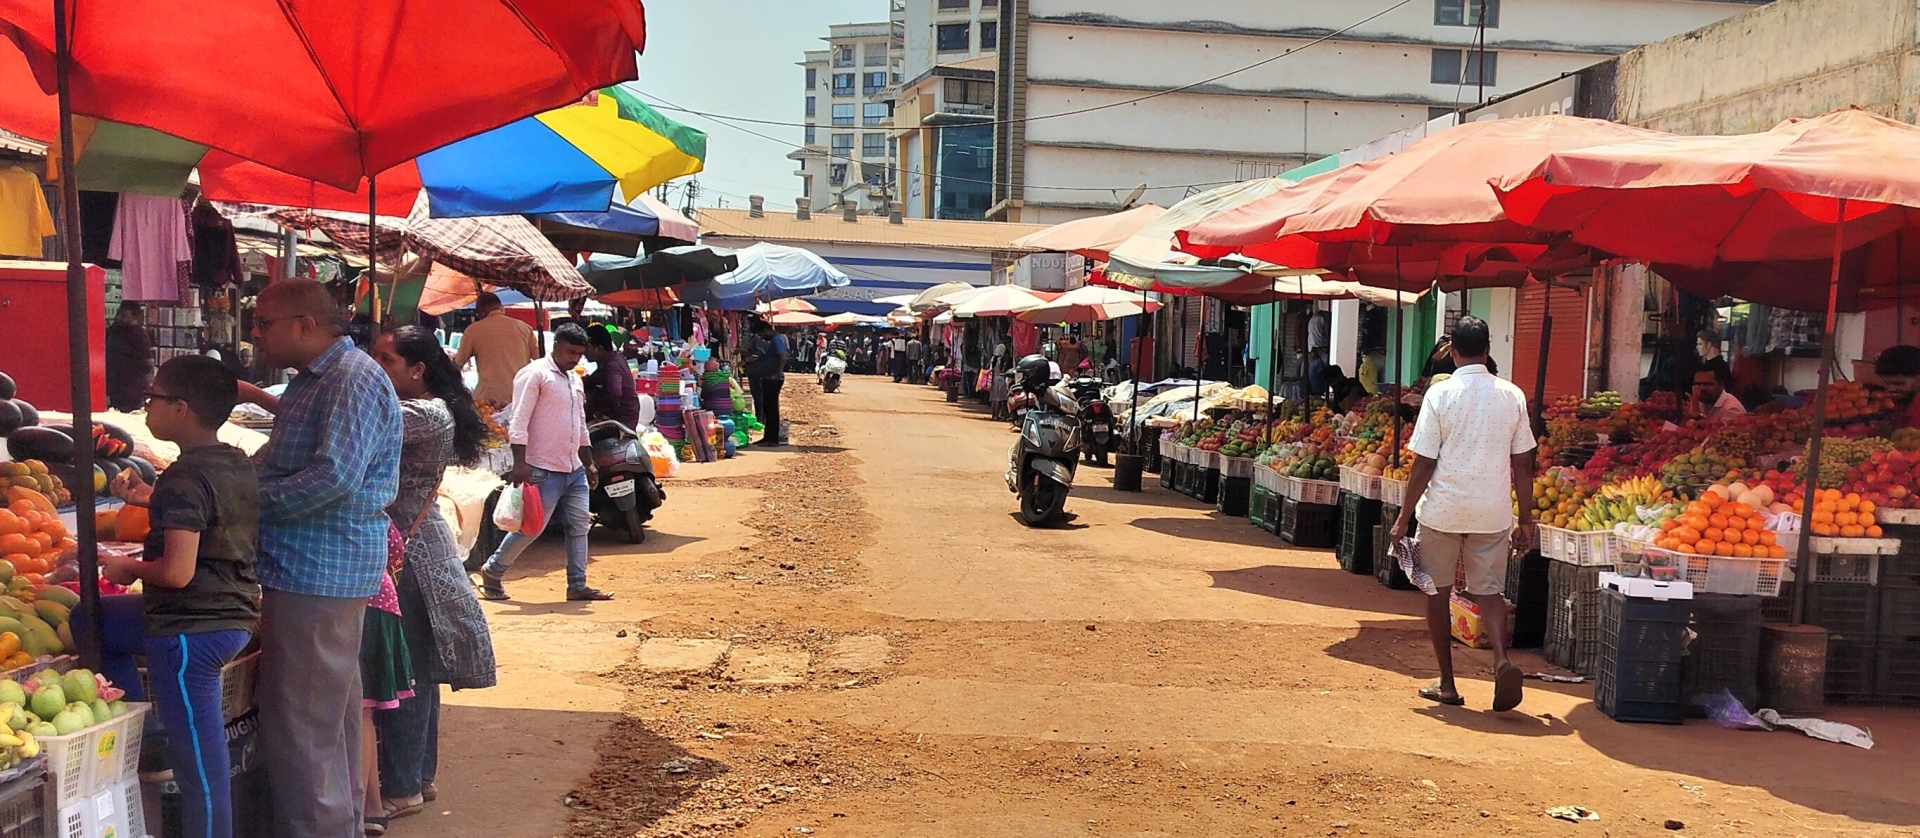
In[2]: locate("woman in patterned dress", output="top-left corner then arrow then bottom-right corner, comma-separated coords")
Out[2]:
368,326 -> 499,826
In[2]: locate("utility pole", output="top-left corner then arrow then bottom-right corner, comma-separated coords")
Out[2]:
1474,2 -> 1488,104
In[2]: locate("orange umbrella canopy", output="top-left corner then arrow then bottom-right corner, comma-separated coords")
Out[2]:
1012,204 -> 1168,261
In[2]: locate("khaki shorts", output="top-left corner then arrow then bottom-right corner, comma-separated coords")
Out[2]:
1420,528 -> 1511,596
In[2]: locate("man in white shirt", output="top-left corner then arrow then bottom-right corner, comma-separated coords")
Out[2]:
1389,316 -> 1535,712
890,334 -> 910,382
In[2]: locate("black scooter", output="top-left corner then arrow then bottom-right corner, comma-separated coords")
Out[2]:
1068,376 -> 1114,467
587,420 -> 664,543
1005,379 -> 1081,526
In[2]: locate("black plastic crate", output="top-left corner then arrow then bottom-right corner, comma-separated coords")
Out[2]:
1681,593 -> 1764,715
1825,638 -> 1879,703
1544,561 -> 1605,676
1280,498 -> 1338,549
1196,467 -> 1221,504
1761,581 -> 1795,625
1506,550 -> 1550,649
1812,553 -> 1880,585
1337,493 -> 1381,575
1595,589 -> 1691,724
1217,475 -> 1252,517
1804,582 -> 1879,641
1158,459 -> 1176,489
0,771 -> 47,838
1881,552 -> 1920,589
1879,587 -> 1920,638
1263,489 -> 1285,535
1874,639 -> 1920,704
1371,525 -> 1414,590
1249,484 -> 1274,530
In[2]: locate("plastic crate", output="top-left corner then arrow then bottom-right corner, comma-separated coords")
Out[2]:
155,713 -> 263,838
56,778 -> 144,838
1874,640 -> 1920,704
1506,549 -> 1551,649
1337,493 -> 1381,575
1594,589 -> 1692,724
1824,638 -> 1879,703
42,703 -> 147,811
1216,476 -> 1252,517
1879,587 -> 1920,639
1811,553 -> 1880,586
0,771 -> 48,838
1221,456 -> 1255,479
138,650 -> 259,722
1263,487 -> 1285,535
1881,551 -> 1920,589
1253,467 -> 1282,494
1761,581 -> 1795,625
1196,467 -> 1221,504
1545,561 -> 1605,676
1804,582 -> 1879,641
1280,498 -> 1339,549
1379,477 -> 1406,508
1159,458 -> 1176,489
1338,467 -> 1380,499
1285,477 -> 1341,506
1682,553 -> 1788,597
1680,593 -> 1764,715
1537,525 -> 1616,567
1249,483 -> 1274,530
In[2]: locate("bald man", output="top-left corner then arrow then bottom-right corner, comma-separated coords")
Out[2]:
248,279 -> 402,837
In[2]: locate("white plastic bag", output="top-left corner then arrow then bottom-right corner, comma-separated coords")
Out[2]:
493,482 -> 525,532
641,430 -> 680,479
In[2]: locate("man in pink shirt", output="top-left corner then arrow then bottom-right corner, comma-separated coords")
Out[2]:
478,324 -> 610,602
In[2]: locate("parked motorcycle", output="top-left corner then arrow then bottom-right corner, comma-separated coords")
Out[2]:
819,352 -> 847,393
1068,376 -> 1114,467
587,420 -> 665,543
1004,355 -> 1081,526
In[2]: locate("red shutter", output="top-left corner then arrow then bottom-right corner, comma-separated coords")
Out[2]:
1511,284 -> 1589,408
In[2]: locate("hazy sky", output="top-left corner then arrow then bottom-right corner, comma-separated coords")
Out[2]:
636,0 -> 880,211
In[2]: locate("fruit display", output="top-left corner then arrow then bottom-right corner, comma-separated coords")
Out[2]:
0,488 -> 73,580
1821,380 -> 1895,423
0,461 -> 67,508
1533,467 -> 1595,529
1217,420 -> 1270,459
1659,446 -> 1742,497
0,667 -> 134,769
1803,488 -> 1882,538
1649,489 -> 1787,558
1569,475 -> 1676,531
1579,391 -> 1624,414
1268,442 -> 1337,481
1793,436 -> 1891,489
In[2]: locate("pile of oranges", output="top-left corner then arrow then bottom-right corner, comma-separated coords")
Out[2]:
1803,489 -> 1883,538
0,492 -> 73,579
1653,492 -> 1789,559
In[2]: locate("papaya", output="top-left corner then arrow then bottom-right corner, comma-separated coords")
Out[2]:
114,506 -> 149,543
31,602 -> 66,628
54,623 -> 71,655
17,614 -> 60,656
32,586 -> 74,609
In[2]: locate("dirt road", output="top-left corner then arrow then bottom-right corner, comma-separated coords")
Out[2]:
411,376 -> 1919,838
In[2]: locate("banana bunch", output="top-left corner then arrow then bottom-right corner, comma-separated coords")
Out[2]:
1574,477 -> 1673,531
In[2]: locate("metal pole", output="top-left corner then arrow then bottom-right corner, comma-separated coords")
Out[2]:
1793,199 -> 1847,626
1390,254 -> 1404,470
1532,279 -> 1555,436
54,0 -> 101,670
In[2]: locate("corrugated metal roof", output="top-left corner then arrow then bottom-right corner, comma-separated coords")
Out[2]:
698,207 -> 1049,252
0,130 -> 46,156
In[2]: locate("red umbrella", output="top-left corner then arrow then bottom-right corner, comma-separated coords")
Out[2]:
0,0 -> 647,188
1496,108 -> 1920,623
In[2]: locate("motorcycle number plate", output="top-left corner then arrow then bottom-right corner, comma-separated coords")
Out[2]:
1092,423 -> 1109,432
604,478 -> 637,498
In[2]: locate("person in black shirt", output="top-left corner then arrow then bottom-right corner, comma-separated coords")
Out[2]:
104,302 -> 153,412
104,355 -> 258,838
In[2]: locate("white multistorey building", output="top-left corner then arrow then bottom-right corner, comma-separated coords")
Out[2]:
892,0 -> 1001,220
988,0 -> 1772,224
791,21 -> 904,215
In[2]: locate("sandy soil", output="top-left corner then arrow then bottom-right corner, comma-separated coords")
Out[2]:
402,375 -> 1920,838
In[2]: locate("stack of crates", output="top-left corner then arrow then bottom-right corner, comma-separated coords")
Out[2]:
1594,588 -> 1694,724
1195,461 -> 1221,504
1804,524 -> 1920,704
1504,550 -> 1551,649
1337,492 -> 1381,575
1372,503 -> 1415,590
158,711 -> 268,838
1249,482 -> 1275,531
1280,496 -> 1339,548
1217,474 -> 1252,517
1545,560 -> 1606,676
0,772 -> 48,838
1680,593 -> 1764,714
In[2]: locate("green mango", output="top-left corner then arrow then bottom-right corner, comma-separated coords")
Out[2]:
17,615 -> 60,656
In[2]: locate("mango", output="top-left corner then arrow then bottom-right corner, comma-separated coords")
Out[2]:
32,587 -> 75,609
60,670 -> 95,704
17,614 -> 60,655
53,623 -> 69,653
31,602 -> 66,628
27,684 -> 61,721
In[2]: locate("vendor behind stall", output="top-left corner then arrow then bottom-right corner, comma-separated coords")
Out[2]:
583,324 -> 639,430
1875,344 -> 1920,429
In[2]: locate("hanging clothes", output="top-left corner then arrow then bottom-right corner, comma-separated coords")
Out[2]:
1011,319 -> 1040,358
189,200 -> 243,288
0,166 -> 55,258
108,193 -> 191,303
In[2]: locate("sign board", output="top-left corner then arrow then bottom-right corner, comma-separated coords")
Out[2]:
1463,75 -> 1579,122
1012,252 -> 1080,292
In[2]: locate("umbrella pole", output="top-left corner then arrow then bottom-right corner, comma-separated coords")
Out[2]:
1532,279 -> 1554,437
1267,281 -> 1279,423
1390,255 -> 1404,471
1793,200 -> 1848,626
1132,286 -> 1148,450
53,0 -> 102,671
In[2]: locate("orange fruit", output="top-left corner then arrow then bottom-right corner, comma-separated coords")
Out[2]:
1836,511 -> 1857,527
1769,545 -> 1787,559
25,533 -> 50,553
1842,524 -> 1866,538
1714,541 -> 1736,557
0,511 -> 20,537
1708,514 -> 1729,530
1813,509 -> 1835,524
1759,530 -> 1777,546
1702,493 -> 1725,508
1676,543 -> 1697,554
1704,527 -> 1725,543
1742,528 -> 1761,545
1859,500 -> 1877,515
1660,518 -> 1679,532
0,534 -> 29,556
1860,513 -> 1876,527
1732,543 -> 1753,558
1868,525 -> 1884,537
1696,538 -> 1718,554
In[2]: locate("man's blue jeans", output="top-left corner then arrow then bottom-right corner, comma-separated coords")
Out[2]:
483,466 -> 592,591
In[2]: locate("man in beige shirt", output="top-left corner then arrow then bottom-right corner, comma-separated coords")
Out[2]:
455,292 -> 538,405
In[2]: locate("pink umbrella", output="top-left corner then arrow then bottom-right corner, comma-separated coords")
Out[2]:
1012,204 -> 1168,261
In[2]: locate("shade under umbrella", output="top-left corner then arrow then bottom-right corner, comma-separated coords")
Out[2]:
1011,204 -> 1167,261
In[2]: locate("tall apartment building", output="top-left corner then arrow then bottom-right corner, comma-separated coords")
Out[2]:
989,0 -> 1772,224
791,21 -> 903,215
892,0 -> 1001,220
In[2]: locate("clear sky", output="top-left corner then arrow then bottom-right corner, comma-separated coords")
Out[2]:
635,0 -> 881,212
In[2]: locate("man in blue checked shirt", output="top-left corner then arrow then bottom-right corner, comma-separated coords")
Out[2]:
246,279 -> 401,838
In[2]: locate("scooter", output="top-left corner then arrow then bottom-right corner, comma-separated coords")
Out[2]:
818,351 -> 847,393
1005,375 -> 1081,527
587,419 -> 665,543
1068,376 -> 1114,467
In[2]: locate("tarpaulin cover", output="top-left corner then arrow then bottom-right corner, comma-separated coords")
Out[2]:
678,243 -> 850,310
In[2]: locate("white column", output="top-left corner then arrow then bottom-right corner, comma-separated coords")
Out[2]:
1485,287 -> 1517,383
1608,264 -> 1647,399
1330,299 -> 1359,373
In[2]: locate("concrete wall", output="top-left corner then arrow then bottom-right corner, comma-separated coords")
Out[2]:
1612,0 -> 1920,133
904,0 -> 997,81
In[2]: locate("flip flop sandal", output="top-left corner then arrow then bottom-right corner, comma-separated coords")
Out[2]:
1419,684 -> 1465,706
363,816 -> 389,837
383,797 -> 425,819
421,781 -> 438,802
1493,663 -> 1525,712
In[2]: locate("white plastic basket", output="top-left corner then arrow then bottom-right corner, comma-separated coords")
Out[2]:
1254,468 -> 1283,493
1286,477 -> 1341,506
1221,456 -> 1255,479
42,703 -> 148,810
1199,450 -> 1222,471
1808,536 -> 1901,556
1684,553 -> 1789,596
1877,507 -> 1920,526
1536,525 -> 1616,566
1379,478 -> 1407,508
56,777 -> 146,838
1158,438 -> 1174,458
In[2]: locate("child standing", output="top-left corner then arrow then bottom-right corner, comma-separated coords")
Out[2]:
105,355 -> 259,838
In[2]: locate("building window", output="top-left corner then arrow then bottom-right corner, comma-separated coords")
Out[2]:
805,125 -> 818,144
864,71 -> 888,94
829,164 -> 848,187
981,0 -> 997,7
938,0 -> 970,10
1427,106 -> 1453,121
1431,49 -> 1496,86
1435,0 -> 1499,27
863,102 -> 889,125
936,23 -> 969,52
805,97 -> 817,117
833,45 -> 854,68
980,22 -> 998,49
802,178 -> 811,198
831,133 -> 855,157
863,133 -> 887,157
805,68 -> 817,89
832,73 -> 854,96
942,78 -> 995,114
832,103 -> 855,126
865,44 -> 887,66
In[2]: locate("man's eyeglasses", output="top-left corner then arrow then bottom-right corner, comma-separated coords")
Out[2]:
143,392 -> 184,408
253,314 -> 313,331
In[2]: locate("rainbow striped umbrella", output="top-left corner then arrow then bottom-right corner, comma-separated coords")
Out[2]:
198,86 -> 705,218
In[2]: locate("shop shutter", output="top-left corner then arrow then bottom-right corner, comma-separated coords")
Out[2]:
1511,283 -> 1589,408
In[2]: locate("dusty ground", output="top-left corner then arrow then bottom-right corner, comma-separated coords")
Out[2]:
404,376 -> 1920,838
